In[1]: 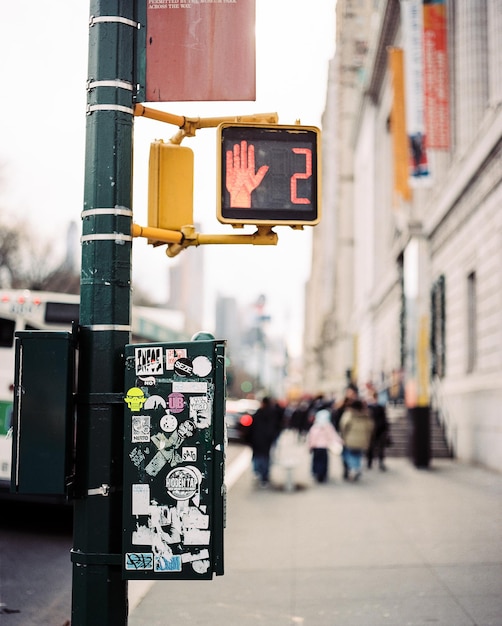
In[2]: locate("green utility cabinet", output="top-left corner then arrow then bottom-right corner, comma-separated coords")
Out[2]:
11,331 -> 75,495
123,338 -> 226,580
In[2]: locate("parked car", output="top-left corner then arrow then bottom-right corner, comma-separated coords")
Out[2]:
225,398 -> 260,443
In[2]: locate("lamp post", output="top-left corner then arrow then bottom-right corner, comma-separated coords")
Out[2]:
72,2 -> 136,623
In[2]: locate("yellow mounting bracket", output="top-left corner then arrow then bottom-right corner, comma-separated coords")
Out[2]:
134,104 -> 279,144
133,105 -> 282,256
132,104 -> 279,257
131,224 -> 278,258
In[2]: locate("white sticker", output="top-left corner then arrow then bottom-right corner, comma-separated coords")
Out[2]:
190,395 -> 211,429
181,549 -> 210,563
138,376 -> 156,386
160,412 -> 178,432
166,466 -> 199,500
132,416 -> 151,443
192,355 -> 212,377
182,446 -> 197,462
184,528 -> 210,545
132,484 -> 151,516
145,451 -> 168,477
135,346 -> 164,375
172,381 -> 208,393
144,395 -> 167,410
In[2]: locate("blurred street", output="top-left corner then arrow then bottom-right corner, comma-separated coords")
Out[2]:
129,430 -> 502,626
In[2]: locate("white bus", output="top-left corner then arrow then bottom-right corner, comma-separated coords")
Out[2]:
0,289 -> 187,494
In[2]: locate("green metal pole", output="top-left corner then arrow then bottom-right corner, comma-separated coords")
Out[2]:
72,1 -> 136,623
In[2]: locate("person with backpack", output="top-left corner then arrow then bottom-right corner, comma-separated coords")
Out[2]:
339,399 -> 374,481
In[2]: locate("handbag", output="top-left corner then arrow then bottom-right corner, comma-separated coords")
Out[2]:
329,437 -> 344,456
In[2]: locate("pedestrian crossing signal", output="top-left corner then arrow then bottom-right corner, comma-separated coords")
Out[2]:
217,123 -> 321,227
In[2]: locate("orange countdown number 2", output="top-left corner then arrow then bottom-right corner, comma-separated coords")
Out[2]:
291,148 -> 312,205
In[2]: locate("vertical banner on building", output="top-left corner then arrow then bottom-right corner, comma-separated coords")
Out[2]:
423,0 -> 450,149
142,0 -> 256,102
401,0 -> 430,180
389,47 -> 412,203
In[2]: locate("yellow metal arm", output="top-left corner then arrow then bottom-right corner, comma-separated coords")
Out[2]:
134,104 -> 185,127
134,104 -> 278,140
131,223 -> 278,258
131,223 -> 183,244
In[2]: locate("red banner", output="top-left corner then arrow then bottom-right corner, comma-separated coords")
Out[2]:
145,0 -> 255,102
423,0 -> 450,149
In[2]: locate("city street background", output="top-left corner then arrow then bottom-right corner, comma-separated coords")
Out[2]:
129,432 -> 502,626
0,0 -> 337,357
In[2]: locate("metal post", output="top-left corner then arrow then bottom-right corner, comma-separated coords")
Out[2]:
71,1 -> 136,623
403,237 -> 431,469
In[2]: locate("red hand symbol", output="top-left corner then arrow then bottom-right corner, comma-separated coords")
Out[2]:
225,141 -> 269,208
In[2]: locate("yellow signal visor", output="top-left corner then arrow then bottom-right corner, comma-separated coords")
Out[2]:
148,140 -> 194,236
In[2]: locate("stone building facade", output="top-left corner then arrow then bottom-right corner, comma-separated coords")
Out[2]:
304,0 -> 502,471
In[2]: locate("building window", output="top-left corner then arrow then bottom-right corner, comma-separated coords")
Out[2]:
467,271 -> 477,373
430,275 -> 446,378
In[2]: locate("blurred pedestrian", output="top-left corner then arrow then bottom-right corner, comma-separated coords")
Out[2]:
339,399 -> 374,481
289,397 -> 311,440
306,393 -> 329,429
247,396 -> 279,487
366,391 -> 390,471
332,383 -> 358,431
307,409 -> 343,483
273,399 -> 286,443
332,383 -> 359,478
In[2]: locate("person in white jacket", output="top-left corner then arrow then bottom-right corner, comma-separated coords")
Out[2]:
307,409 -> 343,483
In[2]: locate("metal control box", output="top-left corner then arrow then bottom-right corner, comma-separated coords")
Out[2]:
122,338 -> 226,580
11,331 -> 75,495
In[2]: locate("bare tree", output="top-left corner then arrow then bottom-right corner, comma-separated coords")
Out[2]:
0,222 -> 23,287
0,216 -> 79,292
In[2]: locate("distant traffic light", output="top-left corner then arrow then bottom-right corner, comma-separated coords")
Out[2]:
148,140 -> 194,239
217,123 -> 321,227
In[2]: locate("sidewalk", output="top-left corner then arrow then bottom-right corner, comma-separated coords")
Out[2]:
129,430 -> 502,626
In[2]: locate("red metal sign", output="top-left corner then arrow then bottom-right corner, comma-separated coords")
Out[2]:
145,0 -> 256,102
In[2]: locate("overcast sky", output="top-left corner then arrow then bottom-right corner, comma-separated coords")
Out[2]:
0,0 -> 336,356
